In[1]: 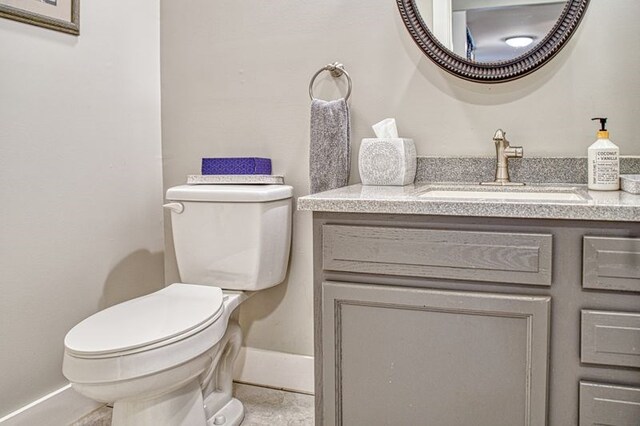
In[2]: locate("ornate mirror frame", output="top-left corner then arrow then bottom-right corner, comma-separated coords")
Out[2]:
396,0 -> 590,83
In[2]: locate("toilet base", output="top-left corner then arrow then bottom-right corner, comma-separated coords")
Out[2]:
107,321 -> 244,426
207,398 -> 244,426
111,379 -> 207,426
109,382 -> 245,426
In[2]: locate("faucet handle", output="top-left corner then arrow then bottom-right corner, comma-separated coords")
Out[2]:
511,146 -> 524,158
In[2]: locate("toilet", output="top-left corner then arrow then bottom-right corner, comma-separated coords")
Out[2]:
63,184 -> 293,426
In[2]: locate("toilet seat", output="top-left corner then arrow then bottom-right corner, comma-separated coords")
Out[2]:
65,284 -> 224,358
63,284 -> 237,385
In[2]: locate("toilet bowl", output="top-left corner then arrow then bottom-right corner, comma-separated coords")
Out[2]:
63,185 -> 292,426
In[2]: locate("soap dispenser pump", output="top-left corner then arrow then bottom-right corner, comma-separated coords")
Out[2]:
588,117 -> 619,191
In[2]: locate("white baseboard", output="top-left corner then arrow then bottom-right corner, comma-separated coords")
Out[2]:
0,384 -> 102,426
233,347 -> 314,395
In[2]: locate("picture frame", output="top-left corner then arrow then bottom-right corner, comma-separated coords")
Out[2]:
0,0 -> 79,35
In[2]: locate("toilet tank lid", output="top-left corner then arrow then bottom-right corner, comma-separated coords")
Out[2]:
166,185 -> 293,202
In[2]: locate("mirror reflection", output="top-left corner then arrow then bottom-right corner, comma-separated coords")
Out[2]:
415,0 -> 567,62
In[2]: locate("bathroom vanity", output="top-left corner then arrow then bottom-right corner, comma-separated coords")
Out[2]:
299,181 -> 640,425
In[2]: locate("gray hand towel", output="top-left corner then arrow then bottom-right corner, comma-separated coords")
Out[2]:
309,98 -> 351,194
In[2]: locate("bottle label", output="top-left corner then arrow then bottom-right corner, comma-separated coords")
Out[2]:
591,151 -> 619,184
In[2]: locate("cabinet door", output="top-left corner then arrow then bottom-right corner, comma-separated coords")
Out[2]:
322,282 -> 551,426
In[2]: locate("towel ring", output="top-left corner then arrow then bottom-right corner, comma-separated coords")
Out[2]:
309,62 -> 352,101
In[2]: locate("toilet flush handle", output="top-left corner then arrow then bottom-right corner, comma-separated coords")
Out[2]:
162,202 -> 184,214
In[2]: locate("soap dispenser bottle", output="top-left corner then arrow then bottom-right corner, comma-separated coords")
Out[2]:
588,117 -> 619,191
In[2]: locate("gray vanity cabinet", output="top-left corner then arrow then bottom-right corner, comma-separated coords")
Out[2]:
312,213 -> 640,426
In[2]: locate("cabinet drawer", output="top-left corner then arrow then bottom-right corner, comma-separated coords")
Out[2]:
580,382 -> 640,426
583,236 -> 640,293
581,310 -> 640,368
323,225 -> 552,286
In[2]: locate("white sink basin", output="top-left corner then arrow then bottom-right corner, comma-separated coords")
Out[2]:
418,187 -> 589,202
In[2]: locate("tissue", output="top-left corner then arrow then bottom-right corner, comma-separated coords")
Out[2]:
372,118 -> 399,139
359,118 -> 416,186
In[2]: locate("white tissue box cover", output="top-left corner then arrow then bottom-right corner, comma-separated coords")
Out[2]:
359,138 -> 417,186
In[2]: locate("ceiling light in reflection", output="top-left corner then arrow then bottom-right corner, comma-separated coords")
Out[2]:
505,36 -> 534,48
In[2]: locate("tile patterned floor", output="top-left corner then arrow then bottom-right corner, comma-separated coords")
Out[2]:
235,383 -> 313,426
71,383 -> 314,425
71,406 -> 112,426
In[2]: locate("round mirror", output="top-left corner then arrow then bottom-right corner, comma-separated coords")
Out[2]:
397,0 -> 590,82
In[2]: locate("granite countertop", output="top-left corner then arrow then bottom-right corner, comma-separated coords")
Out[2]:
297,183 -> 640,222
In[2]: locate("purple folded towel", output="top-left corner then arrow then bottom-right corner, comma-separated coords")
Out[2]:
201,157 -> 272,175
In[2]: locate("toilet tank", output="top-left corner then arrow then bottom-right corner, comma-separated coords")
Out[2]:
165,185 -> 293,291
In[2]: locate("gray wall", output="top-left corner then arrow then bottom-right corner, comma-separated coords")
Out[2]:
0,0 -> 163,417
160,0 -> 640,358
